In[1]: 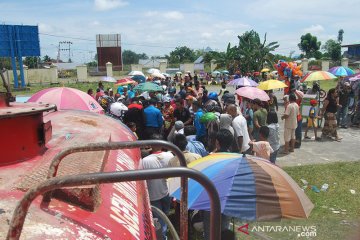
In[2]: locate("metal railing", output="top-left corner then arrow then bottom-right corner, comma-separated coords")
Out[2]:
6,168 -> 221,240
44,140 -> 189,239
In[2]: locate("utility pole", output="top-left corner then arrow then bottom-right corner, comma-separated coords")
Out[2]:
57,41 -> 73,63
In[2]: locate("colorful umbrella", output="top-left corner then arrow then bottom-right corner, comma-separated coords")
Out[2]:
302,71 -> 337,82
115,78 -> 137,86
227,77 -> 258,87
100,76 -> 116,82
347,73 -> 360,82
169,153 -> 314,220
260,68 -> 270,73
257,79 -> 287,90
28,87 -> 104,114
235,86 -> 270,101
131,75 -> 146,83
328,66 -> 354,77
133,82 -> 163,92
128,70 -> 145,77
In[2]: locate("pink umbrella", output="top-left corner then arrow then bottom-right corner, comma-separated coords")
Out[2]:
235,86 -> 270,101
227,77 -> 258,87
28,87 -> 104,114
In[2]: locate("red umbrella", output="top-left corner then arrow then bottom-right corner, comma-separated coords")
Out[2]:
115,78 -> 137,86
235,86 -> 270,101
28,87 -> 104,114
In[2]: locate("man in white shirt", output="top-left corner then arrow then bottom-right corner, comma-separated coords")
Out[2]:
281,93 -> 299,154
226,104 -> 250,153
141,134 -> 174,240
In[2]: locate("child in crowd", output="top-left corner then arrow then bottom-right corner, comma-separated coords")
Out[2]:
304,99 -> 320,140
126,122 -> 138,139
267,111 -> 280,163
249,126 -> 274,160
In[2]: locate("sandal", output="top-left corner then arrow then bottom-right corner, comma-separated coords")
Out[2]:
304,136 -> 311,139
335,137 -> 343,142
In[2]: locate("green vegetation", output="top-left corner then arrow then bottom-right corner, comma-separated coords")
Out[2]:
298,33 -> 322,58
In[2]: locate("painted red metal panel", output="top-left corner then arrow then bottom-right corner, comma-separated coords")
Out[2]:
0,110 -> 156,239
97,46 -> 122,71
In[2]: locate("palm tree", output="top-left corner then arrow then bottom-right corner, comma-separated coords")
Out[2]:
214,43 -> 238,72
236,30 -> 279,74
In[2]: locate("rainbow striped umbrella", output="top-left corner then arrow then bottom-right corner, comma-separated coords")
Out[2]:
328,66 -> 354,77
302,71 -> 337,82
169,153 -> 314,220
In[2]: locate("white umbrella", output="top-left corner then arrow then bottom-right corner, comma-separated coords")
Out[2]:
147,68 -> 161,74
100,76 -> 116,82
128,71 -> 145,77
151,72 -> 166,79
162,73 -> 170,77
110,102 -> 128,117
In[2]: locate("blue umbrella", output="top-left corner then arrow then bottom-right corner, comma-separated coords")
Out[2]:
328,66 -> 354,77
131,75 -> 146,83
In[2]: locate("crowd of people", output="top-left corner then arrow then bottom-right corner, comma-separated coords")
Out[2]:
85,71 -> 359,239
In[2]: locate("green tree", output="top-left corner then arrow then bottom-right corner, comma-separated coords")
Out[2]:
337,29 -> 344,44
213,43 -> 238,72
298,33 -> 321,58
235,30 -> 279,73
322,39 -> 341,63
203,51 -> 222,63
122,50 -> 148,64
0,57 -> 12,69
23,56 -> 40,68
122,50 -> 140,65
138,53 -> 149,60
42,55 -> 52,62
168,46 -> 196,63
87,61 -> 97,67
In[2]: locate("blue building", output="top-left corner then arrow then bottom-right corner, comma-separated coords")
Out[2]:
342,43 -> 360,60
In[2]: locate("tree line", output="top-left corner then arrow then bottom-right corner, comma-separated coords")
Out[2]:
0,29 -> 344,72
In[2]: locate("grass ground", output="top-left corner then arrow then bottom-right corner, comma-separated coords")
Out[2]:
230,162 -> 360,240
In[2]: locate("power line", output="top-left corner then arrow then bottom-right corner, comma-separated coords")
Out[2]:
39,32 -> 178,48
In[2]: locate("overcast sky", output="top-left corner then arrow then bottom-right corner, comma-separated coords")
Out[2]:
1,0 -> 359,63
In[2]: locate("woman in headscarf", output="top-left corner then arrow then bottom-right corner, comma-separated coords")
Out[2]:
319,88 -> 342,141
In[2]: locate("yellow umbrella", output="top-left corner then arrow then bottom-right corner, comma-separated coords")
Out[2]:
261,68 -> 270,73
258,79 -> 287,90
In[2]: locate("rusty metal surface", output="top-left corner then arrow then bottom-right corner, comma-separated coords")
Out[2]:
0,102 -> 56,119
45,140 -> 189,239
7,168 -> 221,240
17,150 -> 108,211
